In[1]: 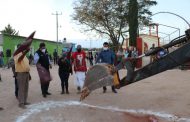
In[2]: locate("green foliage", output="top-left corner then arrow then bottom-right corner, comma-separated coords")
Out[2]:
72,0 -> 129,50
138,0 -> 157,26
72,0 -> 157,49
1,24 -> 19,36
128,0 -> 157,47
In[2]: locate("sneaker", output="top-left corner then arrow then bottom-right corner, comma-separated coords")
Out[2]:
18,104 -> 26,109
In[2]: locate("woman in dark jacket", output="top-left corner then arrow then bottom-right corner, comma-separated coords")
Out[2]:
58,51 -> 72,94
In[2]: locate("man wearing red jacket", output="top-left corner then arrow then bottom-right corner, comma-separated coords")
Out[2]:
72,45 -> 87,93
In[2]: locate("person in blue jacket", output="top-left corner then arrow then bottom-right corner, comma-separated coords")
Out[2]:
96,42 -> 117,93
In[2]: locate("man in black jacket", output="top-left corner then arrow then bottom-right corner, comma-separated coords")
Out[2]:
34,43 -> 52,98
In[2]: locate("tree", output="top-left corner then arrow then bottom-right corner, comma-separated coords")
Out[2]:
73,0 -> 129,50
0,24 -> 19,36
128,0 -> 157,46
72,0 -> 157,49
128,0 -> 138,46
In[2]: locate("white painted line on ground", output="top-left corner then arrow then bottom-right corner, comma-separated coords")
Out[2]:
16,100 -> 190,122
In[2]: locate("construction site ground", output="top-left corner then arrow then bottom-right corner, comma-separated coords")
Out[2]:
0,65 -> 190,122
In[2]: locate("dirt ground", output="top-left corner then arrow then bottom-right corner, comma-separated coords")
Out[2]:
0,65 -> 190,122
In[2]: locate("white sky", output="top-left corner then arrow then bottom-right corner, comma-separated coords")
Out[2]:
0,0 -> 190,48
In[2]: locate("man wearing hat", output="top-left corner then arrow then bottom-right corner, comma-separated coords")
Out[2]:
72,45 -> 87,93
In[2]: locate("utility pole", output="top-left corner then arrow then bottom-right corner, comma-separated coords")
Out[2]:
52,11 -> 62,54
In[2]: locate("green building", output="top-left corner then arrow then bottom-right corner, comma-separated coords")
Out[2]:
0,34 -> 74,64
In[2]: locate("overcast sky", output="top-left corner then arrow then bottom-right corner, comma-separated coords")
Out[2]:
0,0 -> 190,48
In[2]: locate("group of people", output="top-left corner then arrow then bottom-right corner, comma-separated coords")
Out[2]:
0,52 -> 5,110
150,43 -> 168,63
7,42 -> 89,109
1,40 -> 140,109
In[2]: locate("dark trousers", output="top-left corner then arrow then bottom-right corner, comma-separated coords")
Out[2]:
14,77 -> 19,97
54,57 -> 58,65
103,86 -> 115,91
89,59 -> 93,66
41,82 -> 50,95
59,72 -> 70,92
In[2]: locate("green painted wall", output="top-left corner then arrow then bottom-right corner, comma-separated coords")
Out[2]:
2,34 -> 65,64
